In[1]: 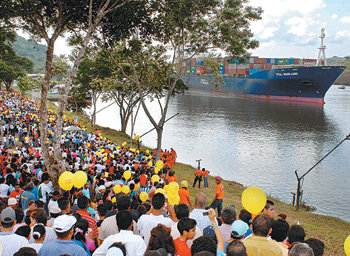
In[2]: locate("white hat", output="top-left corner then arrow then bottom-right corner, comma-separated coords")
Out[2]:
8,198 -> 17,206
105,182 -> 113,188
53,215 -> 76,232
49,204 -> 61,214
106,247 -> 124,256
98,185 -> 106,191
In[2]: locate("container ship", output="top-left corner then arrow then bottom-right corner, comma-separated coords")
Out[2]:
180,29 -> 346,103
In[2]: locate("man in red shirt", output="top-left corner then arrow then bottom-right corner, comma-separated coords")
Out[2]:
9,183 -> 23,203
174,217 -> 197,256
76,196 -> 98,239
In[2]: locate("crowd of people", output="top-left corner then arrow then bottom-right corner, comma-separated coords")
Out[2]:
0,91 -> 326,256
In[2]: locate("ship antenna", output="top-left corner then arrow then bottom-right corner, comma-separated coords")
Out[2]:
316,28 -> 327,66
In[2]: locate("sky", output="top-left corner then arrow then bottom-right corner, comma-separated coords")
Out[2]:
248,0 -> 350,58
19,0 -> 350,59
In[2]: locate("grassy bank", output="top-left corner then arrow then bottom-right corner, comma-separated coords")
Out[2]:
48,102 -> 349,255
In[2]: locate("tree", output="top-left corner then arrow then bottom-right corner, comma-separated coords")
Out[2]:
0,0 -> 153,188
16,75 -> 41,96
113,0 -> 262,159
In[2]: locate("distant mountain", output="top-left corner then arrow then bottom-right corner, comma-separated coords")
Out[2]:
12,35 -> 47,74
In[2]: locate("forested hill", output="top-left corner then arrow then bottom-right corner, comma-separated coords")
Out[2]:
12,35 -> 47,74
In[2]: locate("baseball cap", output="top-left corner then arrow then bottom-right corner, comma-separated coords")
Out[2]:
53,215 -> 77,232
106,247 -> 124,256
98,185 -> 106,191
203,225 -> 216,238
1,207 -> 16,223
215,176 -> 222,182
8,198 -> 17,206
230,220 -> 249,238
49,204 -> 61,214
181,180 -> 188,188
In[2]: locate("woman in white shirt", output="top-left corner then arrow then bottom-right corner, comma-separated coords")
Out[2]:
28,224 -> 46,253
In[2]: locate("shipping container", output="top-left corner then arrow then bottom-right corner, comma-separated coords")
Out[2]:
278,59 -> 289,65
196,61 -> 205,66
249,69 -> 259,75
253,64 -> 263,69
289,59 -> 294,64
264,64 -> 273,70
237,64 -> 249,69
227,69 -> 237,75
293,59 -> 300,65
266,58 -> 271,64
229,64 -> 237,69
237,69 -> 249,75
249,64 -> 254,69
190,67 -> 196,74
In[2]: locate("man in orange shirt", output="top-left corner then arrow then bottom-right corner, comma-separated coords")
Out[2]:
192,168 -> 202,188
179,181 -> 192,208
210,176 -> 224,217
202,168 -> 210,188
9,183 -> 23,203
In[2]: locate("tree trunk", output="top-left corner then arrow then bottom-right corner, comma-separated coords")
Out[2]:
5,81 -> 11,92
40,39 -> 55,182
91,92 -> 97,126
156,127 -> 163,161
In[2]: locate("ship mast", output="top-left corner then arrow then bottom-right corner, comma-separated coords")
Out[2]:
316,28 -> 327,66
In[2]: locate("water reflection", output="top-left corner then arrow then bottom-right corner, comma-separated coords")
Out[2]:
96,86 -> 350,221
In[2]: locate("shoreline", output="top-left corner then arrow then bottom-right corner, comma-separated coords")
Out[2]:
46,100 -> 350,255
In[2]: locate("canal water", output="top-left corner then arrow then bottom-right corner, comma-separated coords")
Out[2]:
95,85 -> 350,222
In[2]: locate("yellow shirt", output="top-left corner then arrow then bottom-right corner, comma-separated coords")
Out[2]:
243,235 -> 283,256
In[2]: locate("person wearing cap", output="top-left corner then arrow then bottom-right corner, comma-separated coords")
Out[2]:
179,180 -> 192,208
47,204 -> 61,227
209,176 -> 224,217
224,220 -> 249,252
38,215 -> 89,256
7,197 -> 18,209
0,207 -> 29,256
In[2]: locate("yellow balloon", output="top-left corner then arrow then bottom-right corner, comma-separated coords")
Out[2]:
123,171 -> 131,180
105,172 -> 109,178
134,135 -> 140,141
167,190 -> 178,199
113,185 -> 122,193
168,182 -> 179,193
73,171 -> 88,188
168,195 -> 180,205
59,172 -> 74,191
129,148 -> 136,153
139,192 -> 149,202
15,138 -> 18,142
122,185 -> 130,194
104,157 -> 107,161
163,185 -> 169,193
151,175 -> 160,184
100,149 -> 105,153
345,236 -> 350,256
146,150 -> 150,155
156,160 -> 164,168
149,155 -> 153,159
155,188 -> 166,196
116,146 -> 121,150
96,152 -> 100,156
111,197 -> 116,203
148,161 -> 153,167
154,167 -> 160,174
241,187 -> 267,214
111,154 -> 115,158
122,142 -> 127,147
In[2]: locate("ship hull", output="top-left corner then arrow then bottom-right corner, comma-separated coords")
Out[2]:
181,66 -> 346,103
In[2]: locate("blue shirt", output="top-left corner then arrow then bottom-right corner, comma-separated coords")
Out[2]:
31,186 -> 39,200
72,239 -> 91,256
38,239 -> 89,256
20,191 -> 36,210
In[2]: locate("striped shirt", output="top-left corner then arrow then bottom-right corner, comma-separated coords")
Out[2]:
76,210 -> 98,239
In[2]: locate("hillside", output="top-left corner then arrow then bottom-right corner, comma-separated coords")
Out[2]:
12,35 -> 47,74
332,57 -> 350,85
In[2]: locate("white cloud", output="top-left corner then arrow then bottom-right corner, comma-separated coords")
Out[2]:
331,14 -> 338,19
260,26 -> 279,39
285,17 -> 308,36
334,30 -> 350,39
340,16 -> 350,24
249,0 -> 325,17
